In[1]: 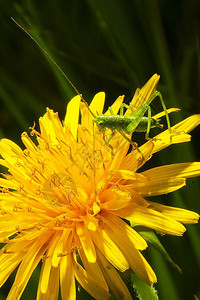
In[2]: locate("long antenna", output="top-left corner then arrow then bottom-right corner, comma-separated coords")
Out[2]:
11,17 -> 95,117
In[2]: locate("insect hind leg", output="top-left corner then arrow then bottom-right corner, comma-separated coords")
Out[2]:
145,105 -> 153,140
119,131 -> 144,161
153,91 -> 171,133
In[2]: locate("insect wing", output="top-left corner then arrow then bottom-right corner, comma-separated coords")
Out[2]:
126,104 -> 150,133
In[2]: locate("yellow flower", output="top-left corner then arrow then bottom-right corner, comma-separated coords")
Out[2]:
0,74 -> 200,300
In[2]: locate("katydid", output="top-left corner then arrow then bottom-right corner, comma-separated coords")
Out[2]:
12,18 -> 171,159
80,90 -> 171,158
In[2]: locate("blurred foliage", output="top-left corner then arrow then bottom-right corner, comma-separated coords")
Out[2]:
0,0 -> 200,299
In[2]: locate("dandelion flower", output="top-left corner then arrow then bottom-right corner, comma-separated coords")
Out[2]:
0,74 -> 200,300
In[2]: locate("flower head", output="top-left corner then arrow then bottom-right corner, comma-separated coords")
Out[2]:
0,74 -> 200,299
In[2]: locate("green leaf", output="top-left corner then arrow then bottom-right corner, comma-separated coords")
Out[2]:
134,226 -> 182,273
131,271 -> 158,300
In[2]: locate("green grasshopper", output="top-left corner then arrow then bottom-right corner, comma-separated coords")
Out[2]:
80,90 -> 170,158
12,18 -> 171,158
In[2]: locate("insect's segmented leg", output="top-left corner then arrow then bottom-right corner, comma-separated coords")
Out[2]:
119,103 -> 133,115
119,131 -> 144,161
108,107 -> 114,115
105,130 -> 116,145
145,106 -> 152,140
155,91 -> 171,132
109,103 -> 134,116
104,130 -> 116,155
147,91 -> 171,133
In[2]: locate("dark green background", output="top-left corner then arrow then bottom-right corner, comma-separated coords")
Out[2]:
0,1 -> 200,299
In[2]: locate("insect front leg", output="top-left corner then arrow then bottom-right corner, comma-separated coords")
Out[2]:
109,104 -> 133,116
104,130 -> 116,155
119,103 -> 134,115
108,107 -> 114,115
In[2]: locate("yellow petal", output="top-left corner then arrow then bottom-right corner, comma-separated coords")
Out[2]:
101,211 -> 147,250
38,234 -> 62,294
90,227 -> 129,272
153,107 -> 180,119
52,231 -> 66,268
79,248 -> 108,290
117,205 -> 186,236
121,139 -> 154,171
76,223 -> 96,263
7,238 -> 49,300
21,131 -> 37,152
111,169 -> 146,181
152,133 -> 191,154
64,95 -> 81,140
132,178 -> 186,196
59,254 -> 76,300
149,201 -> 199,224
0,138 -> 23,163
130,74 -> 160,110
104,95 -> 124,115
97,249 -> 132,299
39,259 -> 52,295
142,162 -> 200,180
74,255 -> 110,300
108,135 -> 130,170
101,188 -> 132,210
81,213 -> 99,231
37,267 -> 59,300
0,158 -> 9,168
81,92 -> 105,132
0,178 -> 19,190
0,252 -> 24,288
13,234 -> 50,288
128,250 -> 157,285
90,92 -> 105,115
172,114 -> 200,134
152,114 -> 200,153
39,108 -> 63,145
99,214 -> 156,284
